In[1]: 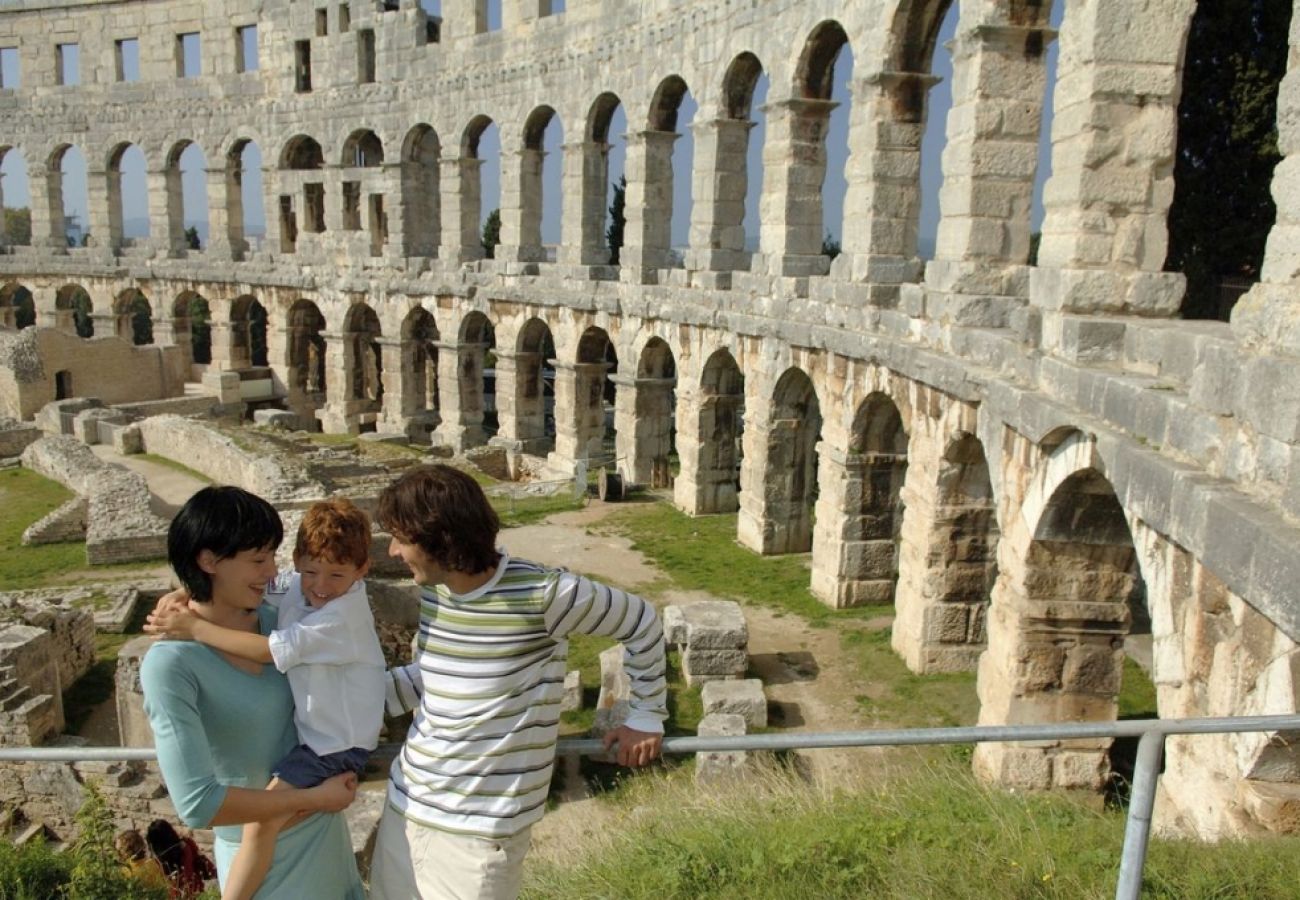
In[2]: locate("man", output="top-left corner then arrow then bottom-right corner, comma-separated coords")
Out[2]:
369,464 -> 667,899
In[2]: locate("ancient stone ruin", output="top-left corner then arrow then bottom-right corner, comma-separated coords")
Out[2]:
0,0 -> 1295,843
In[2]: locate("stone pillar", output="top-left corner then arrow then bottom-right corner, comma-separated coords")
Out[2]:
207,320 -> 239,371
1232,0 -> 1300,358
925,17 -> 1056,328
431,340 -> 488,451
756,98 -> 835,277
737,412 -> 815,556
498,148 -> 546,263
673,382 -> 742,516
315,331 -> 356,434
503,0 -> 548,29
557,140 -> 611,266
620,130 -> 678,276
545,360 -> 607,476
205,166 -> 239,261
439,156 -> 485,263
152,167 -> 184,256
28,168 -> 65,252
829,72 -> 936,294
492,349 -> 548,452
613,374 -> 675,487
33,285 -> 60,329
88,165 -> 121,256
376,337 -> 408,432
1031,0 -> 1192,357
684,117 -> 753,276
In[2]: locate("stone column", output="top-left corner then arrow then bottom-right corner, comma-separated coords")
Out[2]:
545,360 -> 608,476
28,168 -> 66,253
613,374 -> 675,487
620,130 -> 678,277
492,349 -> 548,452
557,140 -> 611,266
498,148 -> 546,263
756,98 -> 835,278
153,167 -> 184,256
1032,0 -> 1192,358
88,164 -> 121,256
376,337 -> 408,432
925,18 -> 1056,328
431,340 -> 487,451
315,331 -> 356,434
205,165 -> 239,261
737,406 -> 814,555
684,117 -> 753,276
1232,0 -> 1300,358
673,382 -> 743,516
829,72 -> 936,294
33,285 -> 60,329
439,156 -> 485,264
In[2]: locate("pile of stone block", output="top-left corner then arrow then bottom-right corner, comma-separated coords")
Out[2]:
664,599 -> 749,686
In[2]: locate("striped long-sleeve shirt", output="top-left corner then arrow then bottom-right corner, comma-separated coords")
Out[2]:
383,551 -> 667,838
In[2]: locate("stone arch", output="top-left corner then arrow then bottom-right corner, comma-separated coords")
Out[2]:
459,115 -> 499,261
634,75 -> 694,267
401,124 -> 441,257
341,129 -> 384,168
580,91 -> 624,264
287,299 -> 326,396
107,142 -> 150,247
280,134 -> 325,170
279,135 -> 325,246
225,138 -> 264,257
0,146 -> 30,248
230,294 -> 269,368
511,104 -> 562,260
344,303 -> 383,428
564,325 -> 617,464
400,306 -> 440,428
172,290 -> 210,369
620,336 -> 677,487
113,288 -> 153,345
759,367 -> 822,554
0,282 -> 35,329
678,347 -> 744,515
46,143 -> 90,248
165,140 -> 209,253
56,284 -> 93,337
507,316 -> 556,452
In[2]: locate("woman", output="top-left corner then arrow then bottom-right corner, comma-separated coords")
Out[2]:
141,485 -> 364,899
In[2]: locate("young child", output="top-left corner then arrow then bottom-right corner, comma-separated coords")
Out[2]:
149,497 -> 386,900
116,828 -> 171,893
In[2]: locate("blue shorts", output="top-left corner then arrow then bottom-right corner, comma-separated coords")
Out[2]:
271,744 -> 372,789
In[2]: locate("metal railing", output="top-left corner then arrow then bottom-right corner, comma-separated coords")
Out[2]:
3,714 -> 1298,900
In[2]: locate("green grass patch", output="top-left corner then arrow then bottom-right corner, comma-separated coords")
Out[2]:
1119,656 -> 1158,719
523,760 -> 1300,899
137,453 -> 213,483
843,627 -> 978,731
602,504 -> 881,624
0,467 -> 86,590
494,492 -> 586,528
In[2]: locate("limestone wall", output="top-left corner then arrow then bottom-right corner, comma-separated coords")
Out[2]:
0,417 -> 41,457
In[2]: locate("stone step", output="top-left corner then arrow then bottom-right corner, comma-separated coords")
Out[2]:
0,683 -> 31,712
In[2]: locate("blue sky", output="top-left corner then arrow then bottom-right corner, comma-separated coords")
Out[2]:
0,2 -> 1060,258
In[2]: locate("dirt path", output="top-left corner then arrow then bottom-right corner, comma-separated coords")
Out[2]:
90,444 -> 207,517
502,501 -> 890,865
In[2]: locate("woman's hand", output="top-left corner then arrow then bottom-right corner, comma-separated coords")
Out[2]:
308,772 -> 358,813
144,591 -> 201,640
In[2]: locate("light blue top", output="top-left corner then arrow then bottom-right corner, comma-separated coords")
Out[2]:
141,605 -> 364,900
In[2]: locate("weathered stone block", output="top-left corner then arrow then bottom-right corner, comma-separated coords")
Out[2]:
1052,750 -> 1108,790
680,600 -> 748,649
561,669 -> 581,714
662,605 -> 687,648
682,647 -> 748,686
695,712 -> 748,783
701,678 -> 766,730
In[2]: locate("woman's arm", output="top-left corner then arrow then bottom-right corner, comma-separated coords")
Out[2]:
207,773 -> 356,826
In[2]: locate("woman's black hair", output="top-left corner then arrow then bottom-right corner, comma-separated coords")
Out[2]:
167,486 -> 283,602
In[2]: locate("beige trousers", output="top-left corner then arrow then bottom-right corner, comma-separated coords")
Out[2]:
368,804 -> 532,900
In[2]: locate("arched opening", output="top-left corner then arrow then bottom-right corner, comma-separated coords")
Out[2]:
342,129 -> 384,168
344,303 -> 383,427
287,299 -> 326,396
839,393 -> 908,603
587,92 -> 626,265
172,291 -> 210,371
340,130 -> 387,254
0,282 -> 35,329
512,317 -> 556,450
762,368 -> 821,553
401,124 -> 440,257
575,326 -> 617,462
0,147 -> 31,246
463,116 -> 501,259
279,134 -> 325,249
519,105 -> 563,261
115,288 -> 153,345
167,141 -> 210,250
109,143 -> 150,244
688,348 -> 744,514
401,307 -> 440,433
56,284 -> 93,337
458,311 -> 496,439
50,144 -> 90,247
227,139 -> 266,254
628,337 -> 677,487
54,370 -> 74,400
975,466 -> 1147,794
794,20 -> 852,262
231,295 -> 268,368
645,75 -> 695,267
721,52 -> 767,265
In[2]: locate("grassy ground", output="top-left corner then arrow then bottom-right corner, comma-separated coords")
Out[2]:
0,468 -> 164,591
522,759 -> 1300,899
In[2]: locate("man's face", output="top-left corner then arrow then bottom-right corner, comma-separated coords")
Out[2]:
387,534 -> 445,587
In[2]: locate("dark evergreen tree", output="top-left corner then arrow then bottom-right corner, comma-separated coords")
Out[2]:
606,175 -> 626,265
481,208 -> 501,259
1166,0 -> 1289,320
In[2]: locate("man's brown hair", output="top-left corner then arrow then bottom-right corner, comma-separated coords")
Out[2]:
377,464 -> 500,574
295,497 -> 371,567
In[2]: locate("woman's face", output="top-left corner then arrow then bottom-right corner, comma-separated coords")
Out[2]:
199,545 -> 279,609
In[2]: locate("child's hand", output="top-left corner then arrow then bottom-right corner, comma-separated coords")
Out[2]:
144,595 -> 202,641
309,772 -> 358,813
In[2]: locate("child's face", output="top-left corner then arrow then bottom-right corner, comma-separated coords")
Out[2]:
200,545 -> 279,609
296,554 -> 369,608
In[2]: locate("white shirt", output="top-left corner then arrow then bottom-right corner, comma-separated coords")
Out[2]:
265,572 -> 387,756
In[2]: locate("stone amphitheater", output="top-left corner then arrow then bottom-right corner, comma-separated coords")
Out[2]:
0,0 -> 1298,843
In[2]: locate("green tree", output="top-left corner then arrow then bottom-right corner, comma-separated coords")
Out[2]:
606,175 -> 626,265
4,207 -> 31,245
189,296 -> 212,364
1166,0 -> 1288,320
184,225 -> 201,250
129,292 -> 153,345
821,231 -> 841,261
481,208 -> 501,259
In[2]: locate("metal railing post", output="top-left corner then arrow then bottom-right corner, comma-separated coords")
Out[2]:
1115,728 -> 1166,900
